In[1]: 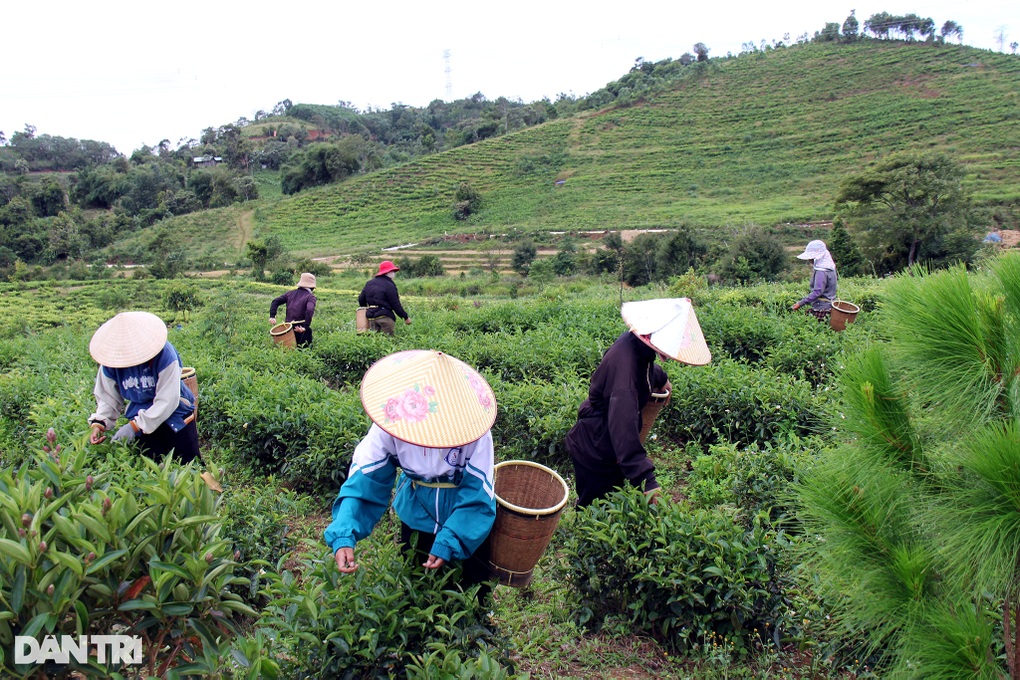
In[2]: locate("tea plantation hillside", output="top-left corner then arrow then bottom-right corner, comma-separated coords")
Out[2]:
148,41 -> 1019,262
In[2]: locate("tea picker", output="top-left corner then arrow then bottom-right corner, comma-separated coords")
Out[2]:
357,261 -> 411,335
324,350 -> 496,596
791,240 -> 838,321
87,312 -> 206,468
566,298 -> 711,508
269,272 -> 317,348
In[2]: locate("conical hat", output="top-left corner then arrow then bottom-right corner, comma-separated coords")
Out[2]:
621,298 -> 712,366
360,350 -> 497,447
89,311 -> 168,368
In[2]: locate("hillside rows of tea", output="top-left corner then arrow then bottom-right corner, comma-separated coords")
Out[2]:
144,41 -> 1020,263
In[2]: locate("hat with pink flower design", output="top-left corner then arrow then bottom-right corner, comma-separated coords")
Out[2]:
360,349 -> 497,447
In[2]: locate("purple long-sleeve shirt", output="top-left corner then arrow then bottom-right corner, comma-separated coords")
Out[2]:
270,287 -> 317,326
798,269 -> 838,311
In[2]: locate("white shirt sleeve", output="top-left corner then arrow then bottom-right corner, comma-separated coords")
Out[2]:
133,361 -> 182,434
89,368 -> 123,430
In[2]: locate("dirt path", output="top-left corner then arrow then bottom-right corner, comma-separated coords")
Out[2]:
234,210 -> 255,252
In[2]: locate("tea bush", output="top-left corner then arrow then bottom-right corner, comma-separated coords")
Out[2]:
199,367 -> 368,492
312,330 -> 397,387
0,434 -> 253,678
219,484 -> 315,602
0,371 -> 41,465
557,485 -> 796,653
684,438 -> 819,528
489,376 -> 586,467
762,321 -> 849,387
660,359 -> 829,450
253,538 -> 510,678
699,304 -> 786,363
457,328 -> 604,383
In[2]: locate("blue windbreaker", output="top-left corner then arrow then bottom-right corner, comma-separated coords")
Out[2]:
89,342 -> 195,434
324,424 -> 496,563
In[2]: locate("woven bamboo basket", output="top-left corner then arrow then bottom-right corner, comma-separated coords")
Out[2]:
829,299 -> 860,332
270,322 -> 296,348
638,387 -> 671,443
181,366 -> 197,399
488,460 -> 570,587
356,307 -> 369,333
181,366 -> 198,418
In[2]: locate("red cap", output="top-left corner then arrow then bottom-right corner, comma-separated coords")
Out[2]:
377,260 -> 400,276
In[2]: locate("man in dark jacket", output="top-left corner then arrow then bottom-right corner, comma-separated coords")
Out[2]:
566,298 -> 711,508
358,261 -> 411,335
270,272 -> 317,347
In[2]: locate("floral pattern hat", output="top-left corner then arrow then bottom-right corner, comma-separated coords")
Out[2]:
360,350 -> 497,447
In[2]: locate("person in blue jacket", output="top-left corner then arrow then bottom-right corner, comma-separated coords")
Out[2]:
87,311 -> 199,464
324,350 -> 496,591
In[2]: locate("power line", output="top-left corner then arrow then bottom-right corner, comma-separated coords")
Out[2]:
443,49 -> 452,100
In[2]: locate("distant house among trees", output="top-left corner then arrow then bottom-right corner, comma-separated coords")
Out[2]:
192,155 -> 222,167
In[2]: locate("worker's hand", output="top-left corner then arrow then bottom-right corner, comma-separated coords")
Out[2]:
423,554 -> 446,570
294,325 -> 306,333
111,421 -> 139,442
404,318 -> 412,325
791,302 -> 802,311
645,487 -> 661,505
269,317 -> 276,325
89,423 -> 106,445
335,547 -> 358,573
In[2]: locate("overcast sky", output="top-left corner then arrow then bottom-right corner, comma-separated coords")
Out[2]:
3,0 -> 1016,155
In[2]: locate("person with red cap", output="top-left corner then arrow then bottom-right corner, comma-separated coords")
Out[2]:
358,260 -> 411,335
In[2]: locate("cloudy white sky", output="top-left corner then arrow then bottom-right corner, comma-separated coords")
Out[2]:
3,0 -> 1016,154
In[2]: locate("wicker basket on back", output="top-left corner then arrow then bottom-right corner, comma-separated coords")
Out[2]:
638,387 -> 671,443
181,366 -> 198,421
487,460 -> 569,587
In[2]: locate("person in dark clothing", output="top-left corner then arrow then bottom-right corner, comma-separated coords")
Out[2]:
270,272 -> 317,347
358,261 -> 411,335
566,298 -> 711,508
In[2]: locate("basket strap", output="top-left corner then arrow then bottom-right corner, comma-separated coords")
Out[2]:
487,561 -> 533,576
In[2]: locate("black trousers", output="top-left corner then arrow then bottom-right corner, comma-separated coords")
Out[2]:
294,327 -> 313,347
138,419 -> 201,465
570,451 -> 626,509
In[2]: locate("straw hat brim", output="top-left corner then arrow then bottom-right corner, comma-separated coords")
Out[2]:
360,350 -> 497,448
622,298 -> 712,366
89,312 -> 168,368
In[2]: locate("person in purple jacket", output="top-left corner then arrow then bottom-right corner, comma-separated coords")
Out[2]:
791,240 -> 838,321
270,272 -> 317,347
87,311 -> 199,464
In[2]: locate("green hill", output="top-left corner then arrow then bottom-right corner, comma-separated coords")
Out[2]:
155,41 -> 1020,262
